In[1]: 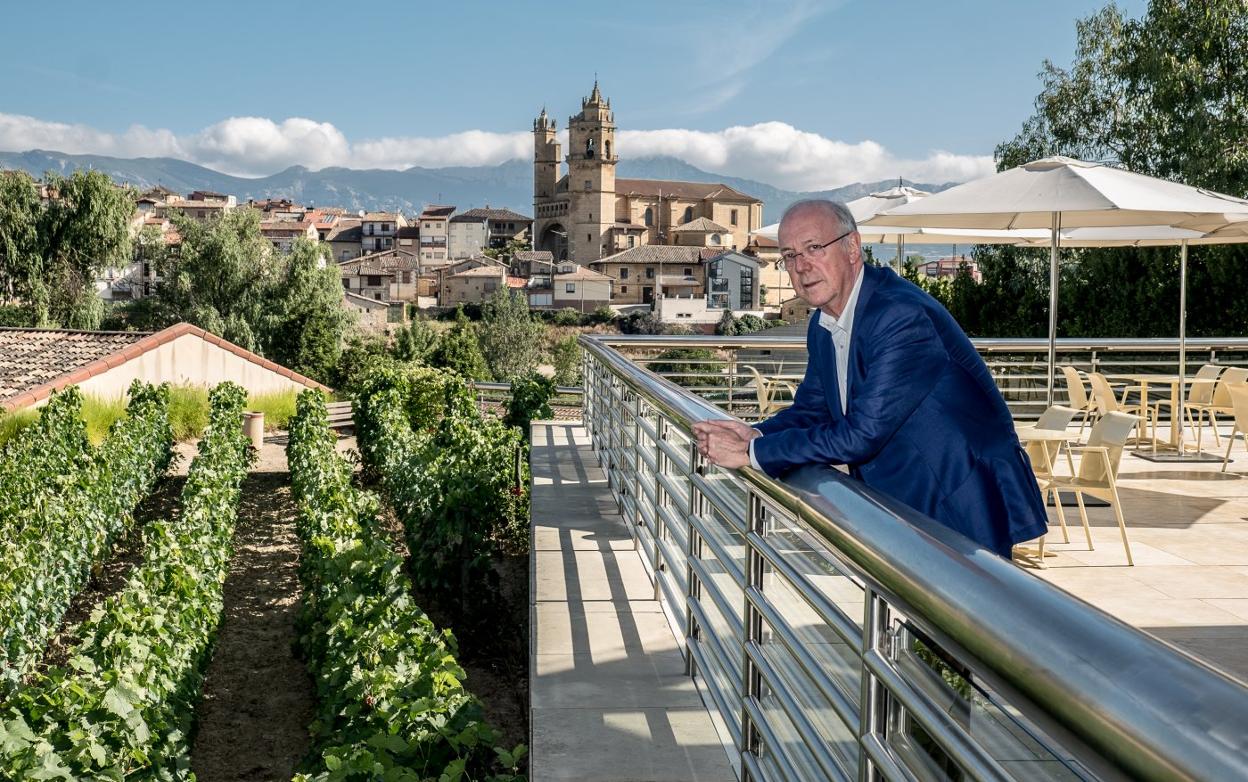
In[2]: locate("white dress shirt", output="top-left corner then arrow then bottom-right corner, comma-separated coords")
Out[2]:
748,266 -> 865,469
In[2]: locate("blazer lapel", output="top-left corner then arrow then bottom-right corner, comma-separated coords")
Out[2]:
844,265 -> 882,404
814,311 -> 843,420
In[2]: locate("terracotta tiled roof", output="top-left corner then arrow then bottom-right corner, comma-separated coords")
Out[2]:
361,212 -> 399,222
419,205 -> 456,219
450,266 -> 506,278
671,217 -> 730,233
514,250 -> 554,262
0,324 -> 329,411
506,276 -> 527,288
615,178 -> 760,202
555,266 -> 613,281
338,249 -> 423,274
457,207 -> 532,222
592,245 -> 706,265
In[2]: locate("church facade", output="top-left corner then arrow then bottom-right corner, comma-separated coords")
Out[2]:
532,83 -> 763,263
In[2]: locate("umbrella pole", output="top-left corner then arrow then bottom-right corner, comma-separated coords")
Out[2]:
1178,240 -> 1189,450
1047,212 -> 1060,407
897,236 -> 905,273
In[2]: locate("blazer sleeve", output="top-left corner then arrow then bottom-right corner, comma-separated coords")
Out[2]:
752,305 -> 946,476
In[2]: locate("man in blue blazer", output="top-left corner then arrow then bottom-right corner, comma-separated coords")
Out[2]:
693,200 -> 1048,557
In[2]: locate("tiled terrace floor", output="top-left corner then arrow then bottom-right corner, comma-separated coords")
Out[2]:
1022,425 -> 1248,683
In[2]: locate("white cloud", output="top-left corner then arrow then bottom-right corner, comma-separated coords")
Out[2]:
0,111 -> 991,189
618,123 -> 994,190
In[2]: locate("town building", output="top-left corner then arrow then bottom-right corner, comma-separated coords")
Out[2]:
259,219 -> 318,254
455,207 -> 533,249
339,249 -> 434,301
532,82 -> 763,263
418,205 -> 455,262
590,245 -> 712,306
325,218 -> 363,261
448,212 -> 489,259
342,291 -> 406,332
360,212 -> 407,254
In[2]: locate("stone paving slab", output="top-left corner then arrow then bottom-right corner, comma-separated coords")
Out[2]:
529,421 -> 733,782
1027,424 -> 1248,683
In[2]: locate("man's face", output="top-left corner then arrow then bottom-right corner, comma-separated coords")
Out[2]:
778,208 -> 861,317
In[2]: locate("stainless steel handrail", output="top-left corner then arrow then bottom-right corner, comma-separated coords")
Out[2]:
578,333 -> 1248,782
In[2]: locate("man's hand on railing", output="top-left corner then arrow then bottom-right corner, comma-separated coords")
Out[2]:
692,419 -> 760,469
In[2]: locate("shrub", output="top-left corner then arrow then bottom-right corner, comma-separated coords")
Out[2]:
551,334 -> 583,386
552,307 -> 582,326
505,372 -> 555,439
0,408 -> 38,448
588,304 -> 616,324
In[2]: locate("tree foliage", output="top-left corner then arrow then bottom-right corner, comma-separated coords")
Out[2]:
478,288 -> 545,381
138,211 -> 348,381
949,0 -> 1248,339
0,169 -> 135,328
431,306 -> 490,380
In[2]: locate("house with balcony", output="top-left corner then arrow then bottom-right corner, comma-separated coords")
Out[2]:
590,245 -> 712,305
418,204 -> 455,262
339,249 -> 433,301
360,212 -> 407,254
454,207 -> 533,249
259,219 -> 318,254
657,249 -> 762,324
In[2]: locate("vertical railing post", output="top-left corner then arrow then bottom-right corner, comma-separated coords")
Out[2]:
685,438 -> 701,675
858,589 -> 893,782
651,413 -> 666,599
740,491 -> 765,777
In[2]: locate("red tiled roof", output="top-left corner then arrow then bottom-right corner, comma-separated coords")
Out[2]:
615,178 -> 760,202
0,323 -> 330,411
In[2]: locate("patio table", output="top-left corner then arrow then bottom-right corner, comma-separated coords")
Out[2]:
1105,373 -> 1206,450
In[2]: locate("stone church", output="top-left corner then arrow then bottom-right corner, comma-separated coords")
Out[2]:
532,82 -> 763,263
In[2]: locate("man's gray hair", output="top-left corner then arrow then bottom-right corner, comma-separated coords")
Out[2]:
780,199 -> 858,238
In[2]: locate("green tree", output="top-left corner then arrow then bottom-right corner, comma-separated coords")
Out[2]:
993,0 -> 1248,338
260,238 -> 350,380
0,170 -> 135,328
431,306 -> 490,380
551,334 -> 582,386
392,316 -> 441,364
504,372 -> 555,440
478,288 -> 544,381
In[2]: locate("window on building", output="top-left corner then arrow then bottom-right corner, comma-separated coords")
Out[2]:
620,267 -> 629,279
711,234 -> 721,245
740,267 -> 755,309
628,235 -> 636,247
644,207 -> 653,226
587,233 -> 592,243
621,285 -> 628,293
566,282 -> 576,293
367,275 -> 382,286
731,209 -> 738,226
646,267 -> 654,279
683,206 -> 693,223
586,138 -> 595,158
683,267 -> 692,276
584,180 -> 592,191
605,140 -> 611,158
374,293 -> 382,301
341,278 -> 349,289
383,223 -> 390,232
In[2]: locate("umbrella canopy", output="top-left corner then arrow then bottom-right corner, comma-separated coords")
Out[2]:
868,156 -> 1248,406
873,156 -> 1248,230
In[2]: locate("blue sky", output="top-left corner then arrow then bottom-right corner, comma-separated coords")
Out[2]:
0,0 -> 1145,189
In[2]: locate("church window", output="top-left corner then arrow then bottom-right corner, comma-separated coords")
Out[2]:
643,208 -> 653,226
605,140 -> 610,158
587,233 -> 592,243
586,138 -> 595,158
683,206 -> 694,223
584,180 -> 592,191
731,209 -> 738,226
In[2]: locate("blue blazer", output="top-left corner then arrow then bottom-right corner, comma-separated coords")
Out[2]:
753,264 -> 1048,556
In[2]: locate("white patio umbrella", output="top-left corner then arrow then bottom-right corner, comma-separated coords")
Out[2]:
870,156 -> 1248,404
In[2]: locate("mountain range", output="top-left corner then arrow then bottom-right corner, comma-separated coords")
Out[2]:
0,149 -> 957,225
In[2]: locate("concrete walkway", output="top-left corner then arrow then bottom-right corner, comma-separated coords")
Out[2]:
529,422 -> 733,782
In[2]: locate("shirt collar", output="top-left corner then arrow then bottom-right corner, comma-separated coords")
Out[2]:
816,266 -> 865,337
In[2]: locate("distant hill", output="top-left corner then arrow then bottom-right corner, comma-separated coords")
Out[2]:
0,149 -> 957,226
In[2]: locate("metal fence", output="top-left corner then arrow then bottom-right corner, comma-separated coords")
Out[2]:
589,335 -> 1248,421
579,333 -> 1248,782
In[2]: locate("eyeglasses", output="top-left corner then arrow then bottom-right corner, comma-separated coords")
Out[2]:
777,227 -> 854,271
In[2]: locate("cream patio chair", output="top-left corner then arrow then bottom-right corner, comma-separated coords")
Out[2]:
1221,384 -> 1248,472
1060,366 -> 1096,435
742,365 -> 795,418
1025,405 -> 1080,544
1088,372 -> 1155,447
1044,411 -> 1141,566
1153,363 -> 1221,449
1184,366 -> 1248,451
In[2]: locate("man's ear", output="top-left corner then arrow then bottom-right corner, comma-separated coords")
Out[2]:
846,231 -> 863,264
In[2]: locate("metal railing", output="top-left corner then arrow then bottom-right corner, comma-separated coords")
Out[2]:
592,334 -> 1248,420
578,333 -> 1248,782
